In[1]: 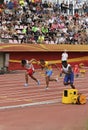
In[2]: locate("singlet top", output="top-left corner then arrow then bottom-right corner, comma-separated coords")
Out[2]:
24,62 -> 34,71
62,64 -> 71,73
44,61 -> 52,71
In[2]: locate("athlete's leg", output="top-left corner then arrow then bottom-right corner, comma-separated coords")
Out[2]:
45,70 -> 58,89
45,75 -> 50,88
64,73 -> 75,89
70,72 -> 75,89
64,81 -> 75,89
49,77 -> 57,81
63,74 -> 71,86
27,69 -> 40,85
25,72 -> 29,84
29,74 -> 40,85
63,74 -> 68,85
70,83 -> 75,89
24,72 -> 29,87
46,70 -> 57,81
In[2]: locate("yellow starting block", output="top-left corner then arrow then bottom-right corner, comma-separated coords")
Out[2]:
62,89 -> 78,104
62,89 -> 87,104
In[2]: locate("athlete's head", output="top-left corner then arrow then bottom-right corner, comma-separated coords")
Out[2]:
62,61 -> 68,68
39,59 -> 45,69
21,59 -> 27,66
40,59 -> 45,65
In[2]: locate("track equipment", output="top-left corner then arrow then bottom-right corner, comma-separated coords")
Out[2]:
62,89 -> 86,105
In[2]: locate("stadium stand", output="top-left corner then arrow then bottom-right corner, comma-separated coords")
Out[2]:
0,0 -> 88,44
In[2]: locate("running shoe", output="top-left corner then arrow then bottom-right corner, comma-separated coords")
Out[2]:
24,83 -> 28,87
45,86 -> 48,90
56,78 -> 59,82
37,80 -> 40,85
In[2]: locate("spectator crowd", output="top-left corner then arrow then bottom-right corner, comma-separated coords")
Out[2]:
0,0 -> 88,44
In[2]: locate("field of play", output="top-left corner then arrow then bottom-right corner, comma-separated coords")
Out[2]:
0,68 -> 88,130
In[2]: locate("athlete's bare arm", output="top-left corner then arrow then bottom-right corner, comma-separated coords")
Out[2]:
29,59 -> 38,64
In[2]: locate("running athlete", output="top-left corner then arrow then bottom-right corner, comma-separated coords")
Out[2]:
39,59 -> 58,89
62,61 -> 75,89
21,59 -> 40,87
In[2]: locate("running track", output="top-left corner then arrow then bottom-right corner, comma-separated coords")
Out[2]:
0,68 -> 88,109
0,69 -> 88,130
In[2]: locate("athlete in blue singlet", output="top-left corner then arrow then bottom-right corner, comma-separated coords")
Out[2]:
62,61 -> 75,89
39,59 -> 58,89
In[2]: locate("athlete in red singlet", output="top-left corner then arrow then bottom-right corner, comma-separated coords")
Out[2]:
21,59 -> 40,87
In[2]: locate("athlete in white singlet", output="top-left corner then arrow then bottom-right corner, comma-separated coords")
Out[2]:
62,61 -> 75,89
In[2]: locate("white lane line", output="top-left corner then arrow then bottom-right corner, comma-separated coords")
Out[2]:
0,97 -> 87,110
0,99 -> 60,110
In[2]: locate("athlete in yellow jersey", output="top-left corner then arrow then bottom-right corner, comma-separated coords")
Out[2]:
39,59 -> 58,89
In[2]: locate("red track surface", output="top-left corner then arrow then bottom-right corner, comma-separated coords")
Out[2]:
0,69 -> 88,130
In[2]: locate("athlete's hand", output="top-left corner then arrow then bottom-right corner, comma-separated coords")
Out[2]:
37,61 -> 40,65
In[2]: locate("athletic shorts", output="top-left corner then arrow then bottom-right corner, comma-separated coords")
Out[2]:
64,72 -> 74,84
45,70 -> 53,76
27,69 -> 34,76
